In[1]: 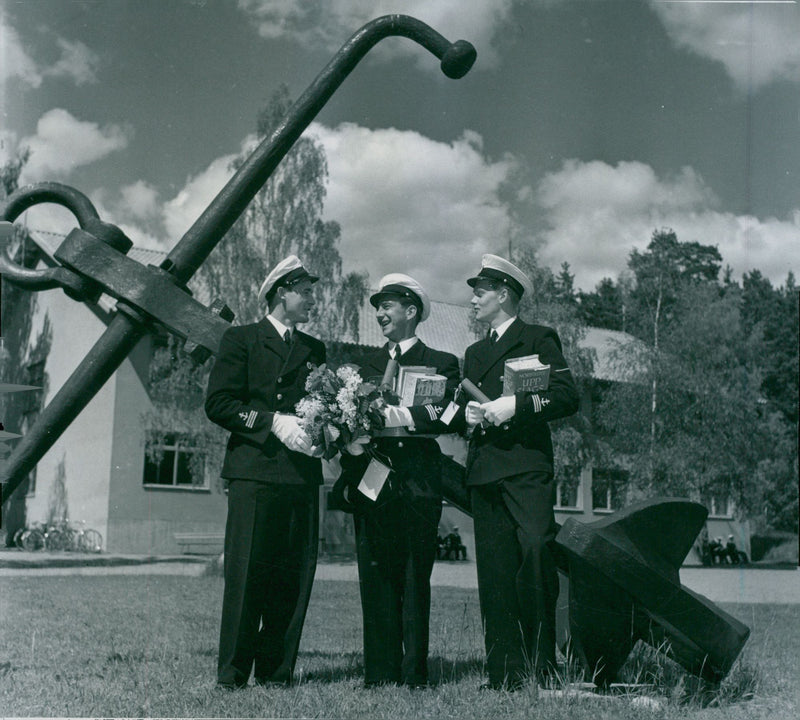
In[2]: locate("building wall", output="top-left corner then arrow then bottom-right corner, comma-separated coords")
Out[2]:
106,335 -> 228,554
22,289 -> 114,544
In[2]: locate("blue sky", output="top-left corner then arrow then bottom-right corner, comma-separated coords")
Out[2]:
2,0 -> 799,303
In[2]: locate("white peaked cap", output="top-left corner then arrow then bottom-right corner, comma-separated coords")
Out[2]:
369,273 -> 431,322
467,254 -> 533,297
257,255 -> 318,304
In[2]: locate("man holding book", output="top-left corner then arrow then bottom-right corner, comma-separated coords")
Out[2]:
459,254 -> 580,690
334,273 -> 460,688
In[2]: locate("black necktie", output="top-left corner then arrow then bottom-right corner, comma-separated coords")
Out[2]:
390,345 -> 400,360
489,330 -> 498,344
284,330 -> 292,345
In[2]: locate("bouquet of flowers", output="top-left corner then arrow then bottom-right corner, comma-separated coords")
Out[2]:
295,363 -> 395,460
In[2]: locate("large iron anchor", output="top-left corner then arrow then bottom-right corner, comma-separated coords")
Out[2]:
0,15 -> 477,499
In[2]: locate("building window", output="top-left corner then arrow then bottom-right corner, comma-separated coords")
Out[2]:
555,465 -> 582,509
704,490 -> 734,518
143,433 -> 208,490
591,468 -> 627,512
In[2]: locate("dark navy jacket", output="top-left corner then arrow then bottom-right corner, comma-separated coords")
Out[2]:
462,318 -> 579,485
205,318 -> 325,485
341,340 -> 460,499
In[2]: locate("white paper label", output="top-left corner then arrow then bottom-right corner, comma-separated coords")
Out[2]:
356,458 -> 391,501
440,401 -> 459,426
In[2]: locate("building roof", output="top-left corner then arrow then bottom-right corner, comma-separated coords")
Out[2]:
25,229 -> 646,381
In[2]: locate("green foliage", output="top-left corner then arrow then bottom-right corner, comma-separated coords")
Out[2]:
593,233 -> 797,525
196,84 -> 366,341
1,149 -> 54,535
626,228 -> 722,343
579,277 -> 625,331
741,270 -> 799,424
143,336 -> 226,489
509,244 -> 596,469
0,146 -> 29,197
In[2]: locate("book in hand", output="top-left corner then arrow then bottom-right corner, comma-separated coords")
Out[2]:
503,354 -> 550,395
396,365 -> 447,406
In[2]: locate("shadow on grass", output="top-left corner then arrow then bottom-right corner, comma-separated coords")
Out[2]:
427,654 -> 484,686
295,650 -> 364,683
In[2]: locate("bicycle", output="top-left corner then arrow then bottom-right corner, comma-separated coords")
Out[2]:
69,520 -> 103,553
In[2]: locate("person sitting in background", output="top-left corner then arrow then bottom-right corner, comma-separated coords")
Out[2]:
444,527 -> 467,560
709,537 -> 724,564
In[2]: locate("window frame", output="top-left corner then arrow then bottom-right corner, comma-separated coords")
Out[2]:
143,433 -> 209,492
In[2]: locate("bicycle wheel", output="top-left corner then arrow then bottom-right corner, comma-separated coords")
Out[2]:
45,529 -> 68,551
63,528 -> 81,551
13,528 -> 26,549
81,529 -> 103,553
21,529 -> 46,552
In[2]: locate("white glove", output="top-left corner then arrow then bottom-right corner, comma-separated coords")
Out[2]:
382,405 -> 413,428
465,401 -> 485,428
345,436 -> 370,456
271,413 -> 314,455
480,396 -> 516,426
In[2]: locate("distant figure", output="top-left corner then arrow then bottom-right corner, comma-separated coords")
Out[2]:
710,537 -> 726,564
725,535 -> 747,565
697,529 -> 713,566
444,527 -> 467,561
436,534 -> 446,560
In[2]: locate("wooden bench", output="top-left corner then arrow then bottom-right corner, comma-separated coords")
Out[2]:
173,532 -> 225,555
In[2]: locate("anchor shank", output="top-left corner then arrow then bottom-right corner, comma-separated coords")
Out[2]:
166,15 -> 475,284
0,312 -> 146,497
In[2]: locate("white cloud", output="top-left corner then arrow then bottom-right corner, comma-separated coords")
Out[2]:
0,14 -> 42,87
44,39 -> 99,85
1,15 -> 99,88
650,0 -> 800,89
534,159 -> 800,291
313,122 -> 521,302
237,0 -> 514,69
161,151 -> 242,244
119,181 -> 161,221
19,109 -> 130,183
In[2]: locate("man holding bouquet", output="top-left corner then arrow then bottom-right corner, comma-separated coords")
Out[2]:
334,274 -> 460,688
205,255 -> 325,689
459,254 -> 580,690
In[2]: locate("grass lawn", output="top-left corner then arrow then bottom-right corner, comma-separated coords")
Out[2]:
0,573 -> 798,718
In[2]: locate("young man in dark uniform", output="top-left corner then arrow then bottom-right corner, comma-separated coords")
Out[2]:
205,255 -> 326,689
334,274 -> 460,688
460,254 -> 580,690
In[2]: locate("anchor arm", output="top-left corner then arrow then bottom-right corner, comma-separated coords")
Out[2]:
164,14 -> 476,284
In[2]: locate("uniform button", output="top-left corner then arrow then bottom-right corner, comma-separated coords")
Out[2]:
277,377 -> 283,384
276,393 -> 283,400
398,441 -> 404,448
477,381 -> 482,387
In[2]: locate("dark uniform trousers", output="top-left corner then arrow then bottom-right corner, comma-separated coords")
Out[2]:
354,473 -> 442,686
471,472 -> 560,686
460,318 -> 579,688
342,340 -> 460,686
220,480 -> 319,686
205,318 -> 326,687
